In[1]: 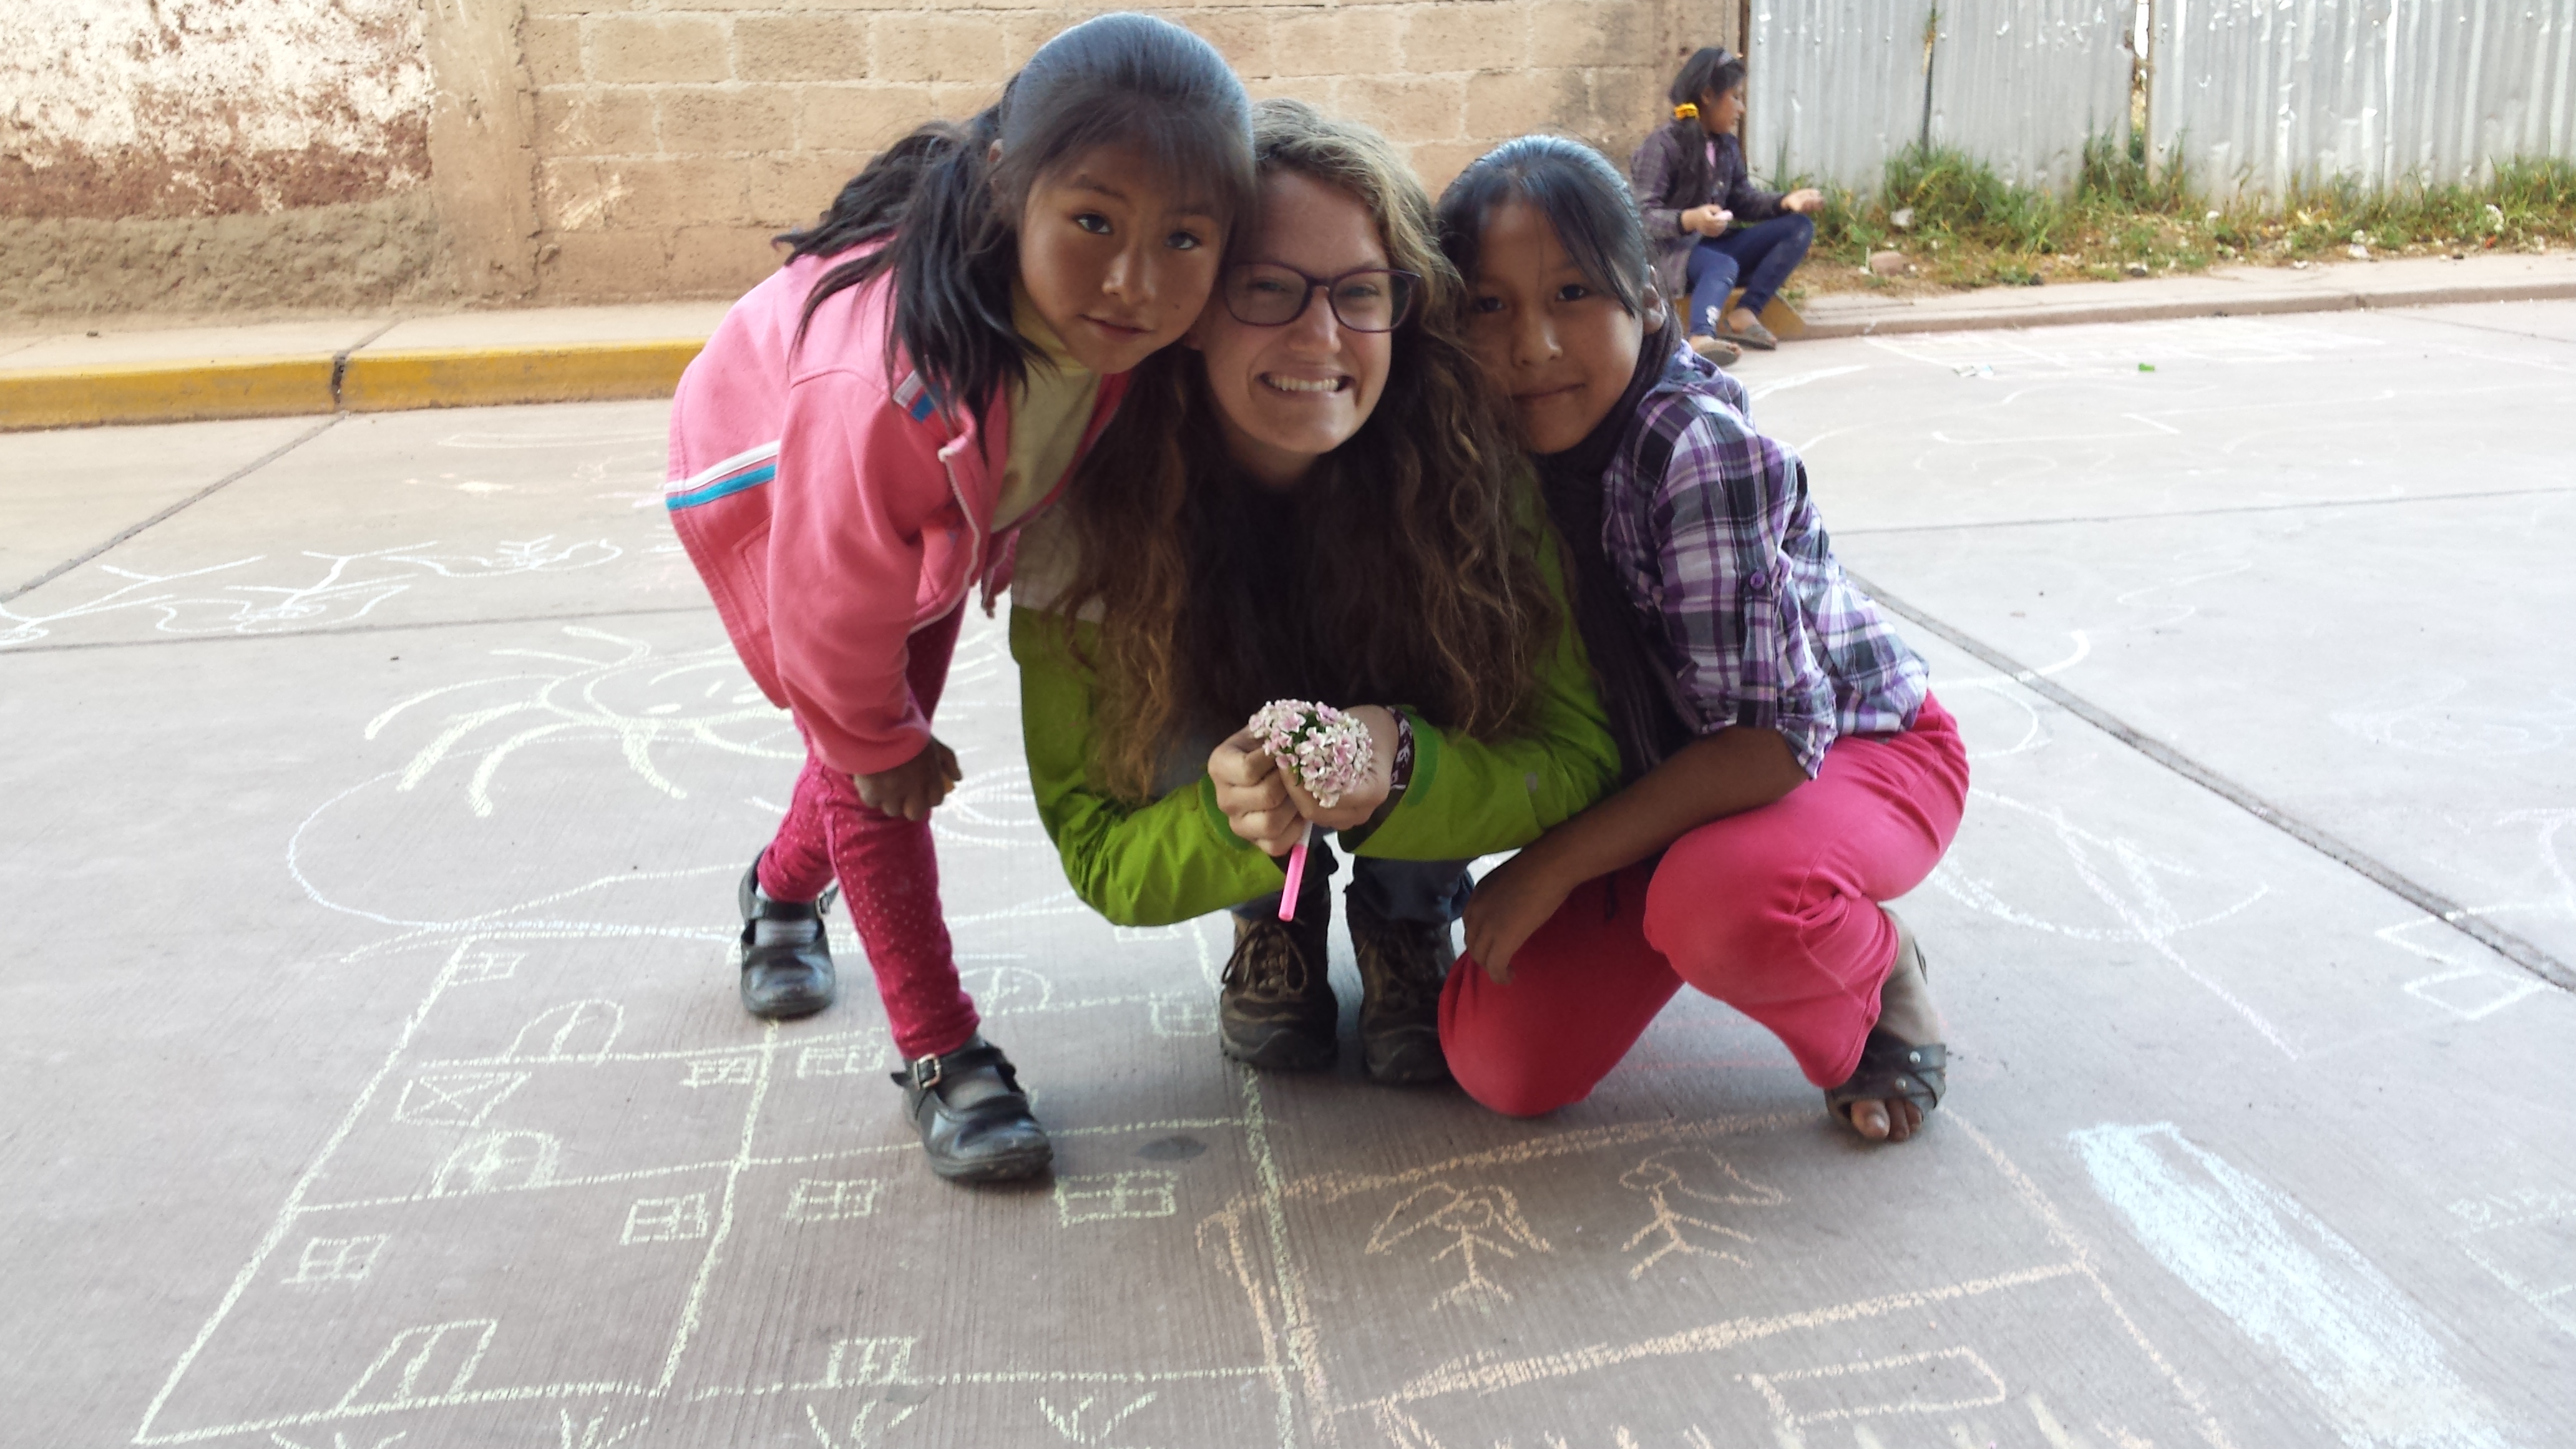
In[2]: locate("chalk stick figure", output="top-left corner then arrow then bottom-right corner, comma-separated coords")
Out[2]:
1619,1147 -> 1785,1280
1367,1182 -> 1551,1310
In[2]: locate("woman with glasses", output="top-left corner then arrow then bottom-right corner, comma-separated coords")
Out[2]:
1006,100 -> 1619,1087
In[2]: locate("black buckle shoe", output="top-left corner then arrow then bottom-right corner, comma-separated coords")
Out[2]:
1219,910 -> 1337,1070
892,1036 -> 1053,1183
1347,897 -> 1454,1086
737,856 -> 836,1020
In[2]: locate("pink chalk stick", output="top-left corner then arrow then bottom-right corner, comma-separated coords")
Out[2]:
1279,826 -> 1313,922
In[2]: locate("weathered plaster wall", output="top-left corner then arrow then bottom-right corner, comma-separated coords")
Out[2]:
1,0 -> 449,315
1,0 -> 433,217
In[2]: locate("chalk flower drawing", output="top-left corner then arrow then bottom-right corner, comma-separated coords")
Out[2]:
364,627 -> 796,817
0,538 -> 618,648
1366,1183 -> 1551,1311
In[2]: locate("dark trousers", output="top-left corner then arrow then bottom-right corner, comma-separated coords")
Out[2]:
1683,213 -> 1816,331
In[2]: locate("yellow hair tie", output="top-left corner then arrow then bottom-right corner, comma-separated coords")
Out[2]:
1673,102 -> 1699,120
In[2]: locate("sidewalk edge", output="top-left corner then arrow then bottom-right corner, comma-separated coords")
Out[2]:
1799,275 -> 2576,339
1,338 -> 706,431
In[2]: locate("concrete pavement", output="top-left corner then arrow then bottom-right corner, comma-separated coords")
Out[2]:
2,301 -> 2570,1448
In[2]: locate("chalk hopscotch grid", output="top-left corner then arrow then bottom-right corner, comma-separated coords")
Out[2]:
129,911 -> 1304,1449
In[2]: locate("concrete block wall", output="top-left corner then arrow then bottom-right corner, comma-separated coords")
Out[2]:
517,0 -> 1731,303
4,0 -> 1743,315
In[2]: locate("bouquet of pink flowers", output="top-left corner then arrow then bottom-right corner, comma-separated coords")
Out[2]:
1247,700 -> 1377,808
1246,700 -> 1378,920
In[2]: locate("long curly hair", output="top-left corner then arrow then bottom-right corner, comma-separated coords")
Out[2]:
1051,99 -> 1553,803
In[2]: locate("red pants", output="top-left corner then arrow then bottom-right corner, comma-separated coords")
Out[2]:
1440,697 -> 1968,1117
755,605 -> 978,1061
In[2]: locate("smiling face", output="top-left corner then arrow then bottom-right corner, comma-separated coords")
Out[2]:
1015,143 -> 1228,376
1460,197 -> 1656,455
1188,169 -> 1397,489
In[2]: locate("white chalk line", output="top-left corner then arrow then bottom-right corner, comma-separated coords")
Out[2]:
2072,1123 -> 2512,1449
687,1362 -> 1284,1403
134,951 -> 476,1444
1950,1115 -> 2240,1449
139,1379 -> 646,1446
653,1020 -> 778,1395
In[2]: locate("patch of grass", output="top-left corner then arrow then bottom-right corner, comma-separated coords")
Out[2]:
1785,141 -> 2576,296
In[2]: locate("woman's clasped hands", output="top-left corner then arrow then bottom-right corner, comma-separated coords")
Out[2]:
1208,704 -> 1400,855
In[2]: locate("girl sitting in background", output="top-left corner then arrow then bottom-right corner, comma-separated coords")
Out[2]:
1630,46 -> 1825,359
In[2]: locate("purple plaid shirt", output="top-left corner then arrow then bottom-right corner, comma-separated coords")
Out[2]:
1596,347 -> 1928,777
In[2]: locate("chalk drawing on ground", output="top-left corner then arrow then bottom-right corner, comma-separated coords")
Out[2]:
393,1071 -> 529,1127
1618,1147 -> 1786,1280
1191,1111 -> 2237,1449
2447,1189 -> 2576,1340
2373,807 -> 2574,1022
1365,1183 -> 1550,1311
1740,1346 -> 2008,1427
364,627 -> 798,819
1038,1390 -> 1159,1445
285,1236 -> 389,1287
2076,1122 -> 2515,1449
1934,787 -> 2291,1056
2333,676 -> 2576,759
0,539 -> 620,648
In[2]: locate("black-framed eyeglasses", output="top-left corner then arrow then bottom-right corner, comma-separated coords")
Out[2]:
1221,263 -> 1422,333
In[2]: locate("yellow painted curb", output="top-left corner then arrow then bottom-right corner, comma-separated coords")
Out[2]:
0,355 -> 338,431
339,338 -> 706,413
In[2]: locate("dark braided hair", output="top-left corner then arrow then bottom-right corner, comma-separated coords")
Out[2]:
778,13 -> 1254,419
1661,46 -> 1747,216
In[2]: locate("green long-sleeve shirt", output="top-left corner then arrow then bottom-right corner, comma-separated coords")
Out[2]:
1008,530 -> 1619,927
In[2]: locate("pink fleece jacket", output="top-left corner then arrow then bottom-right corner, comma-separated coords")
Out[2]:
664,249 -> 1129,778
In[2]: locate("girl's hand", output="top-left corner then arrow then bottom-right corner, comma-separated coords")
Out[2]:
1209,731 -> 1307,856
1690,204 -> 1734,236
856,736 -> 962,822
1269,705 -> 1398,832
1783,188 -> 1824,215
1461,847 -> 1574,984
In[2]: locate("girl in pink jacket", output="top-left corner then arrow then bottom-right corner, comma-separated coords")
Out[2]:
663,14 -> 1255,1184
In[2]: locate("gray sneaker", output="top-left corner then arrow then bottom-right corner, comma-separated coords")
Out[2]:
1219,910 -> 1337,1070
1347,897 -> 1454,1086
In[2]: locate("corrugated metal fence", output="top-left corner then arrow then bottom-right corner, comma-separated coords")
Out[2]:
1745,1 -> 2134,192
2152,0 -> 2576,198
1740,0 -> 2576,197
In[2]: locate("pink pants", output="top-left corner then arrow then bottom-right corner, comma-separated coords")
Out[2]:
755,605 -> 978,1061
1440,696 -> 1968,1117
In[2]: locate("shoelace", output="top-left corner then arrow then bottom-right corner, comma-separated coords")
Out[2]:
1224,922 -> 1314,997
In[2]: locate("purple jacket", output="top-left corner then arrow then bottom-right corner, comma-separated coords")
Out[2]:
1629,125 -> 1787,303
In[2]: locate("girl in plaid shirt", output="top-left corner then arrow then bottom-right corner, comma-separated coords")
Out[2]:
1432,137 -> 1971,1143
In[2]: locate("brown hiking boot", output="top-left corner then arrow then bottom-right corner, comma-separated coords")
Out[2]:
1219,909 -> 1338,1071
1347,897 -> 1454,1085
